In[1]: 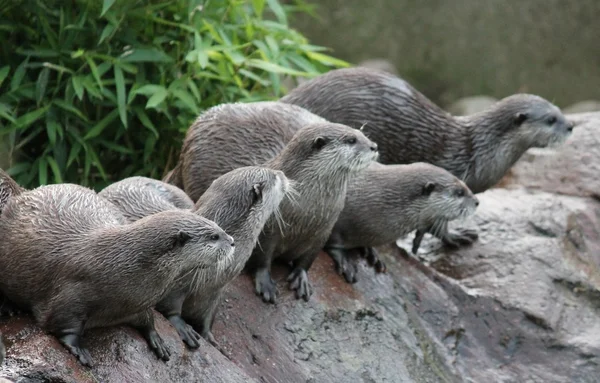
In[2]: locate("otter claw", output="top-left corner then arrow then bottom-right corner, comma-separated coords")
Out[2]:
59,334 -> 93,367
202,330 -> 218,347
360,247 -> 387,274
287,268 -> 313,302
326,248 -> 358,284
169,315 -> 201,349
254,268 -> 278,304
442,229 -> 479,248
147,330 -> 171,361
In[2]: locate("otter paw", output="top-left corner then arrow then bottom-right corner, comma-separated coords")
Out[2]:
147,330 -> 171,362
442,229 -> 479,248
286,268 -> 313,302
254,268 -> 278,304
59,334 -> 93,367
327,248 -> 358,284
362,247 -> 387,274
168,315 -> 201,349
202,330 -> 218,347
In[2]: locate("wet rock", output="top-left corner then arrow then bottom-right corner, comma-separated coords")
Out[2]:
498,112 -> 600,198
445,96 -> 499,116
563,101 -> 600,114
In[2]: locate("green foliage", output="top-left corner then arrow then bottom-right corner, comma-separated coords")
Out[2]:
0,0 -> 349,190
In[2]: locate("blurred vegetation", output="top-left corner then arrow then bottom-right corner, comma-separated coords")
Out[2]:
0,0 -> 348,189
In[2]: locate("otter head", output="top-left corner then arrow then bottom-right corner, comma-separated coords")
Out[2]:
501,94 -> 574,149
412,163 -> 479,230
195,166 -> 289,243
160,211 -> 236,275
278,122 -> 379,177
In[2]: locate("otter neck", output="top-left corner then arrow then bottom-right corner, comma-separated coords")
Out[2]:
458,108 -> 530,193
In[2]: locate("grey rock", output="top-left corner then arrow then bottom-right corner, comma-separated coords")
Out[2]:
446,96 -> 499,116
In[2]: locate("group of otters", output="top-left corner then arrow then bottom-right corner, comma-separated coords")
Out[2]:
0,67 -> 575,368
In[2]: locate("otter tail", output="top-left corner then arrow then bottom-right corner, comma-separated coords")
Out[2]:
0,168 -> 25,214
162,161 -> 184,190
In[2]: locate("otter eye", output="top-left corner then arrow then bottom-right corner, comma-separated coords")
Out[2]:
345,137 -> 357,145
514,113 -> 528,126
547,116 -> 557,125
210,234 -> 220,241
422,182 -> 436,195
456,189 -> 465,197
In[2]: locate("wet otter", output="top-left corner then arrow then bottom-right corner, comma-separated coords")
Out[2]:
281,67 -> 574,252
326,162 -> 479,283
165,102 -> 379,303
0,180 -> 235,366
100,167 -> 288,347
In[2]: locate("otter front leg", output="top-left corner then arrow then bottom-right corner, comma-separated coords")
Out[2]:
252,242 -> 279,304
155,291 -> 202,349
324,246 -> 359,284
287,251 -> 319,302
181,289 -> 222,348
129,309 -> 171,361
42,302 -> 93,366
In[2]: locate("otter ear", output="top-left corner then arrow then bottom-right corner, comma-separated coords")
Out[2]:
176,230 -> 192,246
312,136 -> 327,150
252,182 -> 264,202
514,112 -> 528,126
422,182 -> 436,195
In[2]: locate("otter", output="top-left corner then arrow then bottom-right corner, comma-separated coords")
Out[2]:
280,67 -> 574,251
100,167 -> 288,348
164,102 -> 379,303
0,169 -> 24,214
0,180 -> 235,366
325,162 -> 479,283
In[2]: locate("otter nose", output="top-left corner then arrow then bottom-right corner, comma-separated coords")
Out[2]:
227,234 -> 235,247
370,143 -> 378,152
473,197 -> 480,207
567,122 -> 574,132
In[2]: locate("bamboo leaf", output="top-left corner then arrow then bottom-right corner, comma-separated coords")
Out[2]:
246,59 -> 309,76
38,157 -> 48,185
14,106 -> 50,129
121,48 -> 174,63
305,51 -> 351,67
83,109 -> 119,140
101,0 -> 116,17
35,67 -> 50,106
146,88 -> 168,109
72,76 -> 85,100
85,56 -> 104,90
10,57 -> 29,91
46,120 -> 60,146
114,65 -> 128,128
98,23 -> 115,45
266,0 -> 288,25
53,100 -> 88,121
46,156 -> 63,183
67,142 -> 82,168
0,66 -> 10,87
134,107 -> 159,137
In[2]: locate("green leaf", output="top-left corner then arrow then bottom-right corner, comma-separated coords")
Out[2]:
120,48 -> 174,63
14,105 -> 50,129
98,23 -> 115,45
101,0 -> 116,17
35,67 -> 50,106
46,156 -> 63,183
253,0 -> 266,16
99,140 -> 134,154
0,66 -> 9,87
85,56 -> 104,90
133,84 -> 168,97
67,142 -> 82,167
38,157 -> 48,185
146,88 -> 168,109
266,0 -> 288,25
114,65 -> 128,128
305,51 -> 351,67
188,81 -> 201,102
83,109 -> 119,140
171,88 -> 199,114
72,76 -> 85,100
246,59 -> 308,76
0,102 -> 16,124
134,107 -> 159,137
238,69 -> 270,86
10,57 -> 29,91
53,100 -> 88,121
46,120 -> 60,146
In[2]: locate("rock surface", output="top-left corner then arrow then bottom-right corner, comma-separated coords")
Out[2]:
2,114 -> 600,382
563,101 -> 600,114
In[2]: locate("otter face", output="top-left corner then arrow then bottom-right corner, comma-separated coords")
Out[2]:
308,123 -> 379,174
197,166 -> 289,241
512,100 -> 574,149
175,216 -> 235,271
419,176 -> 479,227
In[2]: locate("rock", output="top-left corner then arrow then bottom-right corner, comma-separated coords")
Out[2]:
2,114 -> 600,382
497,112 -> 600,198
0,333 -> 4,366
563,101 -> 600,114
446,96 -> 499,116
357,58 -> 398,75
